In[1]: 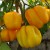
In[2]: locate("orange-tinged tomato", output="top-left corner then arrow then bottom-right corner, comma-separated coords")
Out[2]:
3,11 -> 22,30
1,29 -> 17,41
46,9 -> 50,21
25,5 -> 49,28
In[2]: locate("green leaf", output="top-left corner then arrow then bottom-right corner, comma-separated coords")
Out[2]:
40,24 -> 48,35
0,42 -> 11,50
28,0 -> 44,7
28,0 -> 33,4
28,0 -> 36,7
0,12 -> 4,22
0,12 -> 4,17
47,22 -> 50,28
0,2 -> 5,8
0,41 -> 2,46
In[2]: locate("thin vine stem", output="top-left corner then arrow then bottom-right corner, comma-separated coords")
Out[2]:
21,0 -> 33,7
45,0 -> 50,8
19,1 -> 29,25
15,0 -> 20,12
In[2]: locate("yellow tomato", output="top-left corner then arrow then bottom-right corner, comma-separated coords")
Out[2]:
16,25 -> 42,48
3,11 -> 22,30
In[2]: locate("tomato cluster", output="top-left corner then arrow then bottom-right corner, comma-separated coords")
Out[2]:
0,5 -> 50,48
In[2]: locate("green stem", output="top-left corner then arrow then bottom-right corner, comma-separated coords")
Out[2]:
19,1 -> 29,25
15,0 -> 20,12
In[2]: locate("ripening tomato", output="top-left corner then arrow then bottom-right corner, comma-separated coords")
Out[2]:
17,25 -> 42,48
25,5 -> 49,28
1,29 -> 17,41
3,11 -> 22,30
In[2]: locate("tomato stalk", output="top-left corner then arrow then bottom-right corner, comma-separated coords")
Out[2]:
15,0 -> 20,12
19,0 -> 29,25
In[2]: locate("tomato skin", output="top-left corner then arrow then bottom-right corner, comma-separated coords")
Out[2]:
25,5 -> 49,28
17,25 -> 42,48
1,29 -> 17,42
3,11 -> 22,30
47,9 -> 50,21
